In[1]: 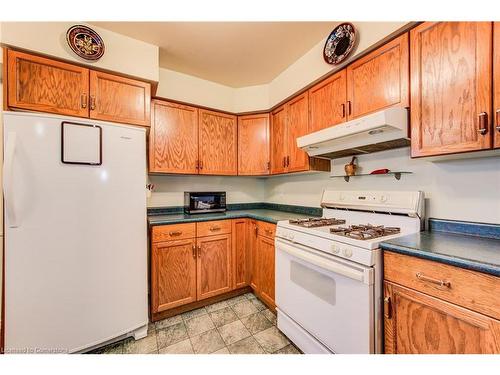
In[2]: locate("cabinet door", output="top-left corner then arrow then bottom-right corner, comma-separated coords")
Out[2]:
410,22 -> 492,157
151,239 -> 197,313
257,235 -> 276,309
270,105 -> 288,174
232,219 -> 249,289
7,50 -> 89,117
248,220 -> 259,293
347,33 -> 409,120
89,70 -> 151,126
286,92 -> 310,173
494,22 -> 500,149
308,69 -> 347,132
149,100 -> 199,174
384,282 -> 500,354
197,234 -> 232,300
238,114 -> 270,175
199,109 -> 238,175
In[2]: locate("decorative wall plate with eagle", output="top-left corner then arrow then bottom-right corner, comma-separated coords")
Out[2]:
323,23 -> 357,65
66,25 -> 105,61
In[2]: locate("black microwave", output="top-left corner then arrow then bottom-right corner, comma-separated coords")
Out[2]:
184,192 -> 227,214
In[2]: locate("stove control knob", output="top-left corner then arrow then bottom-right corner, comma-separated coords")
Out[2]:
331,245 -> 340,254
380,195 -> 388,203
342,248 -> 353,258
288,234 -> 295,241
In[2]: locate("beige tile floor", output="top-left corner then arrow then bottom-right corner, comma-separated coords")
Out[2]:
88,293 -> 301,354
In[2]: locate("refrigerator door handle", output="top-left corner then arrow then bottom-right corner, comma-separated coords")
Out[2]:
4,131 -> 19,228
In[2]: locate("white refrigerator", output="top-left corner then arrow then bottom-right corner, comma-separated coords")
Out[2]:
3,111 -> 148,353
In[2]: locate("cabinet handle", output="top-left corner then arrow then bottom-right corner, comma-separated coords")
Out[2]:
90,95 -> 96,111
197,245 -> 201,258
209,226 -> 221,231
267,161 -> 270,171
195,160 -> 199,170
282,157 -> 286,168
286,156 -> 290,167
341,103 -> 346,118
192,245 -> 196,259
254,225 -> 258,236
265,228 -> 273,235
81,93 -> 87,109
496,109 -> 500,132
347,101 -> 352,116
169,230 -> 182,236
478,112 -> 488,135
416,272 -> 451,288
383,296 -> 391,319
199,160 -> 203,170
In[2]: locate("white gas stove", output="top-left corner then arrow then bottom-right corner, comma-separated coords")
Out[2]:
275,190 -> 424,354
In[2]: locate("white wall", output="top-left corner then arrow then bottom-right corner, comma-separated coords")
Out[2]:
147,175 -> 266,207
0,22 -> 159,81
265,148 -> 500,224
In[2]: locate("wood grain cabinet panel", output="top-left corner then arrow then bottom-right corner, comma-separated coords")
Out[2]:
384,282 -> 500,354
199,109 -> 238,175
197,234 -> 233,300
257,234 -> 276,309
89,70 -> 151,126
7,50 -> 90,117
151,239 -> 197,313
149,100 -> 199,174
308,69 -> 347,132
232,219 -> 249,289
248,220 -> 259,292
270,105 -> 288,174
237,114 -> 270,175
494,22 -> 500,148
410,22 -> 492,157
286,92 -> 310,173
347,33 -> 409,120
196,219 -> 232,237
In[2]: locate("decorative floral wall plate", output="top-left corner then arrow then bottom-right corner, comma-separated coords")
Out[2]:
323,23 -> 357,65
66,25 -> 105,61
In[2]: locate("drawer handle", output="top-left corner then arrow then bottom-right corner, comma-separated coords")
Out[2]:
169,230 -> 182,236
210,226 -> 221,231
416,272 -> 451,288
264,229 -> 273,235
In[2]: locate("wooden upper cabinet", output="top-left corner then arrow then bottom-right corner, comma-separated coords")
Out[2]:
410,22 -> 493,157
7,50 -> 90,117
237,114 -> 270,175
89,70 -> 151,126
196,234 -> 232,300
151,238 -> 197,313
308,69 -> 347,132
347,33 -> 409,120
494,22 -> 500,149
384,282 -> 500,354
270,105 -> 288,174
199,109 -> 238,175
149,100 -> 199,174
286,92 -> 310,173
232,219 -> 249,289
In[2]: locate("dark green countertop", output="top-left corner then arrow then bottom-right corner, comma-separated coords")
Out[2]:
381,230 -> 500,277
148,209 -> 319,226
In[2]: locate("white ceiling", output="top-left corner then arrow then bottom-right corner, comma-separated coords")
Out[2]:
92,22 -> 338,87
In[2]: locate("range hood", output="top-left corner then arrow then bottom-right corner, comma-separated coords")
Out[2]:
297,107 -> 410,159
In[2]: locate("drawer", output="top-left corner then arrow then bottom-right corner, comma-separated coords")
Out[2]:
152,223 -> 196,243
257,221 -> 276,239
197,220 -> 232,237
384,251 -> 500,320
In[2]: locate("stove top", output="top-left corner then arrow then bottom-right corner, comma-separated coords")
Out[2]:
330,224 -> 400,240
289,217 -> 346,228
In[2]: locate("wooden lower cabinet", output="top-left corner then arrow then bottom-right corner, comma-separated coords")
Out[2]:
384,252 -> 500,354
197,234 -> 233,300
151,238 -> 197,313
256,234 -> 276,309
384,282 -> 500,354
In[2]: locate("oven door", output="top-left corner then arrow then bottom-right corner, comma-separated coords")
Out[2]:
275,238 -> 375,354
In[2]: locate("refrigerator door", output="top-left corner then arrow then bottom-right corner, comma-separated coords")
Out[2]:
3,111 -> 148,353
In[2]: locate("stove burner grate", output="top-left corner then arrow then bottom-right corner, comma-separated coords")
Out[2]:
330,224 -> 400,240
289,217 -> 346,228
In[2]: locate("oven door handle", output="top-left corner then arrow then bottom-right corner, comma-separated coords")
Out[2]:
276,239 -> 373,285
